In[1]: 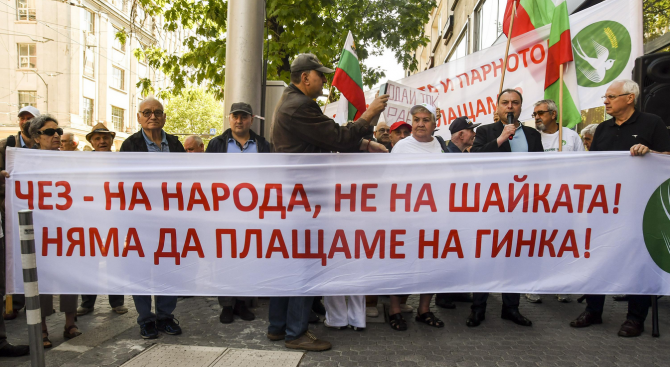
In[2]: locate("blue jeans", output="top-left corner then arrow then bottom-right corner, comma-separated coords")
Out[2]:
132,295 -> 177,325
268,297 -> 312,341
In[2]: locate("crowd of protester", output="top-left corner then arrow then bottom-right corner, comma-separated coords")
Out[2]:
0,53 -> 668,356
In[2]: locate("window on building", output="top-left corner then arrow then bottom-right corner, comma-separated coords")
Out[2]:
84,10 -> 95,33
447,24 -> 468,62
17,44 -> 36,68
17,0 -> 36,21
474,0 -> 506,52
82,98 -> 94,126
113,27 -> 125,52
18,91 -> 36,108
112,67 -> 125,90
111,0 -> 122,10
84,48 -> 95,77
111,106 -> 124,131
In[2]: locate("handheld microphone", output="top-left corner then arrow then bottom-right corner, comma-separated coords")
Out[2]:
507,112 -> 515,141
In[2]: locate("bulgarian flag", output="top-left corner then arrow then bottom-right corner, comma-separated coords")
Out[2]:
502,0 -> 555,39
544,0 -> 581,127
332,31 -> 366,122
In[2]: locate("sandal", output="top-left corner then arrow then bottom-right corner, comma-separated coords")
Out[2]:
42,331 -> 52,348
416,311 -> 444,328
389,313 -> 407,331
63,324 -> 82,339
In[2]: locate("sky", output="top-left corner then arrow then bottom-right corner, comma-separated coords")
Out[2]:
364,47 -> 406,91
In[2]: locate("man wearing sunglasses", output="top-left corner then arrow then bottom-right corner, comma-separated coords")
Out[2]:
570,79 -> 670,338
120,97 -> 185,340
533,99 -> 584,153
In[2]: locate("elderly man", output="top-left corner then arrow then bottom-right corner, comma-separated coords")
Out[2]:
270,53 -> 388,352
388,103 -> 446,332
76,123 -> 127,316
388,121 -> 412,152
533,99 -> 584,153
580,123 -> 598,151
570,79 -> 670,337
120,96 -> 184,340
206,102 -> 269,324
374,122 -> 392,150
184,135 -> 205,153
468,88 -> 540,328
60,132 -> 79,151
0,106 -> 40,320
446,116 -> 480,152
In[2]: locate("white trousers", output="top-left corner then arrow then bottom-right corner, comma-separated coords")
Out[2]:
324,295 -> 366,328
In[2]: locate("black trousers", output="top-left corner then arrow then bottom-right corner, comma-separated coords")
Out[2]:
471,293 -> 520,312
81,294 -> 125,309
585,295 -> 651,323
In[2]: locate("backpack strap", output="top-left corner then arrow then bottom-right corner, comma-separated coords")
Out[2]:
435,135 -> 449,153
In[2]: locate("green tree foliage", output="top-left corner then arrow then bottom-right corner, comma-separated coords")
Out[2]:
644,0 -> 670,42
163,87 -> 224,145
127,0 -> 435,100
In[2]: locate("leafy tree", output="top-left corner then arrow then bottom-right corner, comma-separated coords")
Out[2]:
123,0 -> 435,100
163,87 -> 224,146
644,0 -> 670,43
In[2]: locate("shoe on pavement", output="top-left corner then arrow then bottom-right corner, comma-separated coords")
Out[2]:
570,311 -> 603,328
3,310 -> 19,321
399,303 -> 414,313
435,297 -> 456,309
349,325 -> 365,331
267,332 -> 286,341
76,306 -> 93,316
156,318 -> 182,335
524,294 -> 542,303
466,310 -> 486,327
324,320 -> 347,330
0,343 -> 29,357
220,306 -> 234,324
285,331 -> 331,351
618,319 -> 644,337
233,300 -> 255,321
139,321 -> 158,339
113,305 -> 129,314
366,306 -> 379,317
556,295 -> 572,303
501,308 -> 532,326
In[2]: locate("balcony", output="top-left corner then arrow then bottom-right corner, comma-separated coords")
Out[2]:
442,15 -> 454,45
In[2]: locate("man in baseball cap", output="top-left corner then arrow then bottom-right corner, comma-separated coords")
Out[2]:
206,102 -> 270,153
446,116 -> 480,152
389,121 -> 412,151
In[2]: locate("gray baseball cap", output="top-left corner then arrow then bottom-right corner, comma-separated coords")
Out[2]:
17,106 -> 40,118
290,53 -> 335,74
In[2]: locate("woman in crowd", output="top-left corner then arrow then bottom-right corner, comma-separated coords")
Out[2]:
29,115 -> 81,347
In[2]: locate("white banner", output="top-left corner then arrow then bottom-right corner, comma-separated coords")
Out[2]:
5,148 -> 670,296
326,0 -> 642,139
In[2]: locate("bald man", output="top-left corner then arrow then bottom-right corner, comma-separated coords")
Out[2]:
184,135 -> 204,153
374,123 -> 392,150
60,133 -> 79,151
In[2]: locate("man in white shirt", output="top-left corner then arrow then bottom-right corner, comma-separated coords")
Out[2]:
391,104 -> 443,153
533,99 -> 584,152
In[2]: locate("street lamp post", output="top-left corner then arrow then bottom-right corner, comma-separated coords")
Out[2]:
25,71 -> 61,114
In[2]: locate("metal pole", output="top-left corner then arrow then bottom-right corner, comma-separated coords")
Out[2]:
18,210 -> 45,367
29,71 -> 48,114
224,0 -> 264,134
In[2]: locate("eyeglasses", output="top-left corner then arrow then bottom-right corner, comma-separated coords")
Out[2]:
141,109 -> 164,118
38,128 -> 63,136
601,93 -> 630,102
377,128 -> 390,133
531,110 -> 550,118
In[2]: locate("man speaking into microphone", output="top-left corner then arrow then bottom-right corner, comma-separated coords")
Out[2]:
471,88 -> 543,153
466,88 -> 542,328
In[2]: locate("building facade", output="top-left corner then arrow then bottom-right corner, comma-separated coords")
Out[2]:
0,0 -> 188,150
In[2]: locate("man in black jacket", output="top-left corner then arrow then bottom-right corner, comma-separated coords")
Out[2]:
467,89 -> 539,329
471,89 -> 544,153
206,102 -> 270,153
120,97 -> 184,340
120,97 -> 185,153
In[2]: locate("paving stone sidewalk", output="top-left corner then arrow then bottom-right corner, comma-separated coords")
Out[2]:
0,294 -> 669,367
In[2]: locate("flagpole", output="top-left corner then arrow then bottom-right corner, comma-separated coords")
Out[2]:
558,64 -> 564,152
322,84 -> 335,112
499,0 -> 517,95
